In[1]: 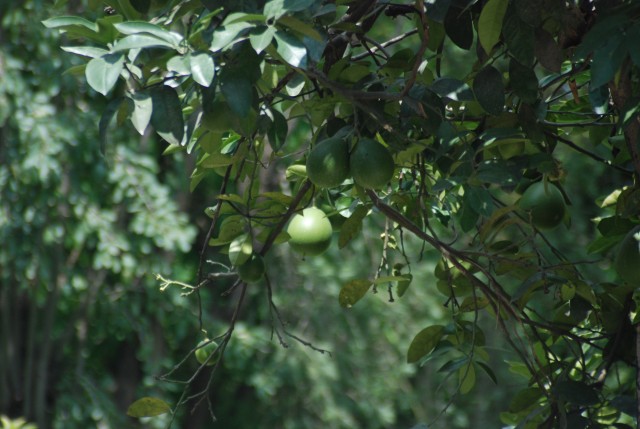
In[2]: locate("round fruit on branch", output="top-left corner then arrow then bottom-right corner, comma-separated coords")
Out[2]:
349,138 -> 395,189
306,137 -> 350,188
518,181 -> 566,229
195,339 -> 220,366
237,253 -> 265,283
286,206 -> 333,256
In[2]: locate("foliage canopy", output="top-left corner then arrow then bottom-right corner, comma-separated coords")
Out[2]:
46,0 -> 640,427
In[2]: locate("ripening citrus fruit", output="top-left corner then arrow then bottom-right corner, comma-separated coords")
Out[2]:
237,253 -> 265,283
614,226 -> 640,284
518,181 -> 566,229
350,138 -> 394,189
306,137 -> 350,188
286,207 -> 333,256
195,339 -> 219,366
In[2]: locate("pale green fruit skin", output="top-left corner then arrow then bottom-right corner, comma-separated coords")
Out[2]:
286,207 -> 333,256
237,254 -> 265,282
306,138 -> 350,188
195,339 -> 219,366
519,182 -> 566,229
614,226 -> 640,284
350,138 -> 394,189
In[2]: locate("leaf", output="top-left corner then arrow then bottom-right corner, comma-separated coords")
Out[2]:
129,91 -> 152,135
339,279 -> 372,308
509,59 -> 538,104
444,7 -> 473,50
472,66 -> 505,116
476,361 -> 498,384
250,26 -> 276,54
509,387 -> 542,412
274,31 -> 307,68
397,273 -> 413,297
220,73 -> 253,118
264,0 -> 315,19
61,46 -> 109,58
338,205 -> 369,248
478,0 -> 508,53
210,14 -> 253,52
458,362 -> 476,394
99,97 -> 124,154
278,16 -> 323,41
229,233 -> 253,266
209,216 -> 246,246
590,35 -> 627,88
42,16 -> 98,31
552,380 -> 600,406
112,34 -> 176,51
114,21 -> 182,46
534,28 -> 563,73
503,8 -> 534,66
407,325 -> 444,363
127,397 -> 171,418
150,86 -> 185,146
190,52 -> 215,87
430,78 -> 474,101
85,53 -> 124,96
266,108 -> 288,151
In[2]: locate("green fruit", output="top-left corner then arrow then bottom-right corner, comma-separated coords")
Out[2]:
350,138 -> 394,189
614,226 -> 640,284
237,253 -> 265,282
195,339 -> 219,366
306,137 -> 350,188
286,207 -> 333,256
519,181 -> 566,229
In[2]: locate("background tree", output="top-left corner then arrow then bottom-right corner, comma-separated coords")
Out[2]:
23,0 -> 640,427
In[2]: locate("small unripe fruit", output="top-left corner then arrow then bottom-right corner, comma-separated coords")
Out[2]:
286,207 -> 333,256
350,138 -> 394,189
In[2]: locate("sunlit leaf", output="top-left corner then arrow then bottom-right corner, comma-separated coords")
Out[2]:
127,397 -> 171,418
478,0 -> 508,53
85,53 -> 124,96
190,51 -> 215,87
339,279 -> 372,308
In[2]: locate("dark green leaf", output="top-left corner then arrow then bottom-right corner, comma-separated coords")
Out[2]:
590,35 -> 626,88
220,73 -> 253,118
552,380 -> 600,406
127,397 -> 171,418
503,7 -> 534,66
339,279 -> 372,308
534,28 -> 563,73
476,361 -> 498,384
509,387 -> 542,412
444,7 -> 473,50
588,84 -> 609,115
278,16 -> 323,41
85,53 -> 124,96
338,205 -> 369,248
430,78 -> 474,102
473,66 -> 504,115
407,325 -> 444,363
266,109 -> 288,151
397,273 -> 413,297
151,86 -> 185,146
509,59 -> 538,104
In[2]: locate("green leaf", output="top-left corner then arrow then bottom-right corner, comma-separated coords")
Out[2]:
274,31 -> 307,68
210,14 -> 253,52
85,53 -> 124,96
61,46 -> 109,58
534,28 -> 563,73
552,380 -> 600,406
220,74 -> 253,118
129,91 -> 152,135
266,108 -> 288,151
339,279 -> 372,308
127,397 -> 171,418
229,233 -> 253,266
590,35 -> 626,88
509,387 -> 542,412
509,59 -> 538,104
209,216 -> 246,246
278,16 -> 323,41
338,205 -> 369,248
458,362 -> 476,394
430,78 -> 474,102
444,7 -> 473,50
473,66 -> 505,115
478,0 -> 508,53
397,274 -> 413,297
190,52 -> 215,87
407,325 -> 444,363
503,8 -> 534,66
99,97 -> 124,155
264,0 -> 315,19
250,26 -> 276,54
42,16 -> 98,31
112,34 -> 176,51
114,21 -> 182,46
150,86 -> 185,146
